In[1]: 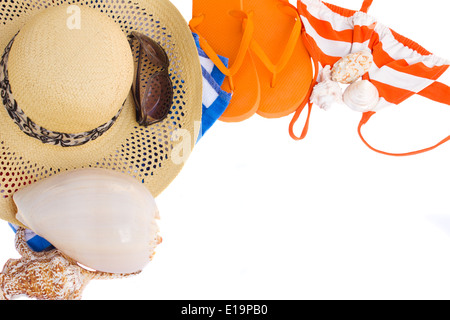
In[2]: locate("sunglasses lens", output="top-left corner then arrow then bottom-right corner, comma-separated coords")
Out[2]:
136,73 -> 173,126
130,32 -> 173,127
132,32 -> 169,67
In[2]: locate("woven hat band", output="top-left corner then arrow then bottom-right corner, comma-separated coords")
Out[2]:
0,35 -> 124,148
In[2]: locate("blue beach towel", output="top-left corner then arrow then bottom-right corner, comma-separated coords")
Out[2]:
193,33 -> 232,140
9,223 -> 53,252
8,33 -> 231,253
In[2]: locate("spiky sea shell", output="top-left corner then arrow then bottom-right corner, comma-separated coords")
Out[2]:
310,65 -> 343,110
1,227 -> 136,300
343,80 -> 380,112
14,168 -> 161,274
331,50 -> 374,84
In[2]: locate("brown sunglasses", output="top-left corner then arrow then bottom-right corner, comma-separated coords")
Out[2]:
129,31 -> 173,127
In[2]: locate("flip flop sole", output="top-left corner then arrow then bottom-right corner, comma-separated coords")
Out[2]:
246,0 -> 313,118
192,0 -> 260,122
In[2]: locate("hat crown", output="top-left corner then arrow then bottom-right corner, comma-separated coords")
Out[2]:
7,5 -> 134,134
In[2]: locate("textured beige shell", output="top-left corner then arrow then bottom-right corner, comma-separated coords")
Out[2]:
343,80 -> 380,112
14,168 -> 160,274
331,50 -> 374,84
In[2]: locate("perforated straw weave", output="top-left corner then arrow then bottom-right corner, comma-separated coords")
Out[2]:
0,0 -> 203,225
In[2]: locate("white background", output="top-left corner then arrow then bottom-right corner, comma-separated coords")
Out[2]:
0,0 -> 449,300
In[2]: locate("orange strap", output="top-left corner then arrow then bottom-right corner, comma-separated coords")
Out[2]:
189,11 -> 255,90
358,111 -> 450,156
358,0 -> 450,156
249,1 -> 302,87
360,0 -> 374,13
289,23 -> 319,141
289,101 -> 313,141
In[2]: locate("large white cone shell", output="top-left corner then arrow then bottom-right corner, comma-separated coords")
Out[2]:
14,168 -> 160,274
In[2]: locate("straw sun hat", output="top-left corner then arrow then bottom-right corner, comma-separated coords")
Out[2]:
0,0 -> 202,225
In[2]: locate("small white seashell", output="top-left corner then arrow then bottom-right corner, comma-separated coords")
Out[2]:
343,80 -> 380,112
331,50 -> 374,84
310,66 -> 343,111
319,64 -> 333,83
14,168 -> 161,274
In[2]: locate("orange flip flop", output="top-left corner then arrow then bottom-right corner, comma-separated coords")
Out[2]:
190,0 -> 261,122
245,0 -> 313,118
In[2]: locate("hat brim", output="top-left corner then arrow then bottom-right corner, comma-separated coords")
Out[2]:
0,0 -> 202,225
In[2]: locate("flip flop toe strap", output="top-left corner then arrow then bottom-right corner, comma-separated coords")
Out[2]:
249,0 -> 302,88
189,11 -> 255,91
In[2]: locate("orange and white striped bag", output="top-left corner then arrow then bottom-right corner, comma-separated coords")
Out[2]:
290,0 -> 450,156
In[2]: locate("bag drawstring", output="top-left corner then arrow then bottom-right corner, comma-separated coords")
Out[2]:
360,0 -> 373,13
358,111 -> 450,157
356,0 -> 450,157
288,28 -> 318,141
